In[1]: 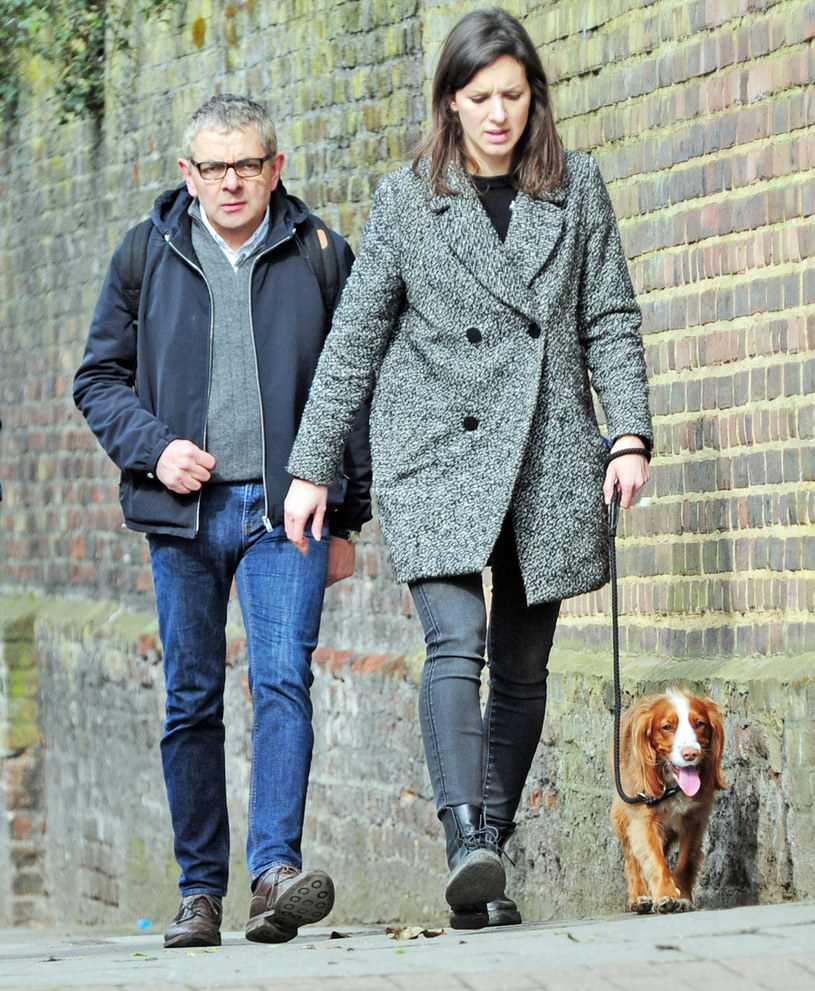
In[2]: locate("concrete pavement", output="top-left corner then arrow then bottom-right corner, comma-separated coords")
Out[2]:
1,902 -> 814,990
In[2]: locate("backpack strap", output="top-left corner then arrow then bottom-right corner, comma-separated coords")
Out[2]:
296,214 -> 340,316
118,218 -> 153,319
119,214 -> 341,320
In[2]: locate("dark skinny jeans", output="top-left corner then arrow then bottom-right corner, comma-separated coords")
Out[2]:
409,517 -> 560,825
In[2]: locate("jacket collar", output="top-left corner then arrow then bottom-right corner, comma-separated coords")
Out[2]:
425,163 -> 568,316
150,181 -> 310,258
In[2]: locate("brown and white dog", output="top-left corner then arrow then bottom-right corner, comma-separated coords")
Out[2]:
610,689 -> 725,914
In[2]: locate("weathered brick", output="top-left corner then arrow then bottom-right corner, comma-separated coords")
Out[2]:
0,0 -> 812,710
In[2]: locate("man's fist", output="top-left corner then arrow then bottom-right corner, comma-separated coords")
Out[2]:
156,440 -> 216,494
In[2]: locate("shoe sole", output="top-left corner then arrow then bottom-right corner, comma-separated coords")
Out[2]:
164,930 -> 221,948
445,850 -> 505,910
449,908 -> 490,930
450,897 -> 523,929
488,906 -> 522,926
245,870 -> 335,944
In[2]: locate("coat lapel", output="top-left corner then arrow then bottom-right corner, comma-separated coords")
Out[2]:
504,183 -> 567,290
427,166 -> 568,316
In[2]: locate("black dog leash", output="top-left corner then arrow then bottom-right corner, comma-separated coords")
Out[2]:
608,488 -> 679,807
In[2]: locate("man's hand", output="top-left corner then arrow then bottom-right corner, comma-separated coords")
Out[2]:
155,439 -> 216,494
284,478 -> 328,555
326,536 -> 356,587
603,434 -> 650,509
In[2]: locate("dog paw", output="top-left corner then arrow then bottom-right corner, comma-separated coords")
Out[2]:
631,897 -> 653,914
653,896 -> 685,914
675,898 -> 693,912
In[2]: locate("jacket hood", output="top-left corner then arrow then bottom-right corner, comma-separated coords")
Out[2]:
149,180 -> 312,239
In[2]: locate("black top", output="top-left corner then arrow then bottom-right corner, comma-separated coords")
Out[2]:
472,174 -> 517,243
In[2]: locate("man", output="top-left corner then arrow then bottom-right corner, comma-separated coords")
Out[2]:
74,95 -> 371,948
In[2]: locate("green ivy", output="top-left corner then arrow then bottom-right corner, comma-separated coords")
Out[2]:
0,0 -> 180,127
48,0 -> 108,122
0,0 -> 39,123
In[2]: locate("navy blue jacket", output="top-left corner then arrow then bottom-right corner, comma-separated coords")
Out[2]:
74,182 -> 372,537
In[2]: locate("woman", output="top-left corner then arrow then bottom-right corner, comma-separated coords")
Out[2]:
284,8 -> 651,928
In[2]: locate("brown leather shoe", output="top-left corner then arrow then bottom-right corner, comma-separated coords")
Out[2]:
164,893 -> 222,948
245,864 -> 335,943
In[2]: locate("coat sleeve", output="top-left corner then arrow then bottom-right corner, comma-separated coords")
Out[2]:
576,158 -> 653,448
73,243 -> 177,474
288,175 -> 406,485
328,232 -> 373,532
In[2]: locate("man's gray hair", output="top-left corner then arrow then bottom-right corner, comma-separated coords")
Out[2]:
182,94 -> 277,158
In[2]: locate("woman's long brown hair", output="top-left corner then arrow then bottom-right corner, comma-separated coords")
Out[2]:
413,7 -> 564,197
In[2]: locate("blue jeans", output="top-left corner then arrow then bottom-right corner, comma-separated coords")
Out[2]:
148,482 -> 329,897
409,517 -> 560,825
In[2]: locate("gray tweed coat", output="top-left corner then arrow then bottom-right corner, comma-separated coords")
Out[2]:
288,150 -> 652,603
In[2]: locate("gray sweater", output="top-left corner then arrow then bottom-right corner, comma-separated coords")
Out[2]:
191,211 -> 264,482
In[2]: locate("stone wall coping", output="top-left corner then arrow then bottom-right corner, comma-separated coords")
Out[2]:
3,593 -> 812,688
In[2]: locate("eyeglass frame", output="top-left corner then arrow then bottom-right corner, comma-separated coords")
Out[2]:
188,155 -> 272,181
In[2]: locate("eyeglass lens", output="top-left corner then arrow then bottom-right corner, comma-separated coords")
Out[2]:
195,158 -> 267,180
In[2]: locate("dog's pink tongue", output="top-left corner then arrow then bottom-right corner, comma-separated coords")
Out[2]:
674,765 -> 701,796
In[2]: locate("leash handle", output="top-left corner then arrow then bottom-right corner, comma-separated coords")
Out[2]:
608,483 -> 621,538
609,487 -> 676,807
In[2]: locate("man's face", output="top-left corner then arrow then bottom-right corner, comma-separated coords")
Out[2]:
179,126 -> 284,249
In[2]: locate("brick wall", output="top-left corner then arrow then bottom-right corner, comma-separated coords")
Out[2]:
530,0 -> 815,657
0,0 -> 813,921
0,0 -> 427,651
0,605 -> 46,925
1,0 -> 812,660
2,594 -> 813,928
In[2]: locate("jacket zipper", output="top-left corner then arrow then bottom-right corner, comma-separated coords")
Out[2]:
165,234 -> 213,536
165,226 -> 297,535
249,229 -> 296,531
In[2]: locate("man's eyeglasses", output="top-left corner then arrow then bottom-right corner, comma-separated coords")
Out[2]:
190,156 -> 271,181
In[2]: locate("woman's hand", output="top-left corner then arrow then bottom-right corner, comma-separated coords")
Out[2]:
603,435 -> 650,509
284,478 -> 328,554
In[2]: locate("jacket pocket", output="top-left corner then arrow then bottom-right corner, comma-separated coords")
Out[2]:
119,471 -> 197,532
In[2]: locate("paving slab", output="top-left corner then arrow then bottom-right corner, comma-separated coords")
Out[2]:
0,903 -> 813,991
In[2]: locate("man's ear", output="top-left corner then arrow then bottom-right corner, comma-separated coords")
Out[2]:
269,152 -> 285,191
178,159 -> 198,198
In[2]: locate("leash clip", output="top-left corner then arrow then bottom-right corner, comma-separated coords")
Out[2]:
637,785 -> 681,807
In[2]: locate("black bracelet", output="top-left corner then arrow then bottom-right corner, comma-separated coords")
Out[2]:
607,447 -> 651,465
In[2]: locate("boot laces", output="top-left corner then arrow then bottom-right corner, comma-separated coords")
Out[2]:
182,893 -> 221,919
482,823 -> 517,866
461,822 -> 501,853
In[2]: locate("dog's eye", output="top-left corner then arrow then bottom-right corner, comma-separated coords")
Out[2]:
695,719 -> 707,729
661,722 -> 673,731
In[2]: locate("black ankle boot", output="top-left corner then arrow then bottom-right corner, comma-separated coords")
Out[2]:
440,804 -> 505,925
449,817 -> 522,929
485,819 -> 522,927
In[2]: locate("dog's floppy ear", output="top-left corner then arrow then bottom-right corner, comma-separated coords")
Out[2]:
702,697 -> 726,791
630,700 -> 664,798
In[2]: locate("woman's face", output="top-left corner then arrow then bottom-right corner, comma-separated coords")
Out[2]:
449,55 -> 531,176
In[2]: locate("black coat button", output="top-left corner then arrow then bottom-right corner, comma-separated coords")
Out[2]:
528,322 -> 542,338
466,327 -> 482,344
463,416 -> 479,431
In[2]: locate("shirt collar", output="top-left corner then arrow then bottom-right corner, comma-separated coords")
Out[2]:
194,201 -> 270,270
